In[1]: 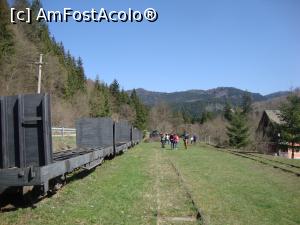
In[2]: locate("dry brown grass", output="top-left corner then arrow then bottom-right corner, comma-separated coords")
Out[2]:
52,136 -> 76,152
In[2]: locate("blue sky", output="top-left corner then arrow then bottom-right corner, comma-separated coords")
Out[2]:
26,1 -> 300,94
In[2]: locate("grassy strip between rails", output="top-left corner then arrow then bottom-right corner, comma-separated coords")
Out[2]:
163,143 -> 300,225
167,159 -> 205,225
151,148 -> 201,225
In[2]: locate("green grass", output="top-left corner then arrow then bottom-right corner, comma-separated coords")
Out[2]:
52,136 -> 76,152
1,145 -> 158,225
1,142 -> 300,225
165,143 -> 300,225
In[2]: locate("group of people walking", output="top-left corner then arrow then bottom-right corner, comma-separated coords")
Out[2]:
160,133 -> 177,149
160,132 -> 197,150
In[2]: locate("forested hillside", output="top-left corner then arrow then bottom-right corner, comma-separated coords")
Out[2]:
0,0 -> 148,129
130,87 -> 291,120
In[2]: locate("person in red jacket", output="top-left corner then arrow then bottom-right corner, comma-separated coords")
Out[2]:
174,134 -> 179,149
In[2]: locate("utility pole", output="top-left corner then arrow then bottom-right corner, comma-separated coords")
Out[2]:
35,54 -> 44,94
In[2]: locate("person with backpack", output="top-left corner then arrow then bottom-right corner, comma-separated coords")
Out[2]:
166,133 -> 170,145
183,132 -> 189,150
161,133 -> 166,148
193,135 -> 197,145
170,133 -> 174,149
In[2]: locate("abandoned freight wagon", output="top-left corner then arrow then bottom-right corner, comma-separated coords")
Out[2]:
0,93 -> 143,196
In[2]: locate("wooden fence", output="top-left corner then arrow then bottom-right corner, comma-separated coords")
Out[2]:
52,127 -> 76,138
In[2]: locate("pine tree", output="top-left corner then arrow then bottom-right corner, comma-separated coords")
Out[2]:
109,79 -> 120,96
89,76 -> 112,118
64,55 -> 86,98
226,111 -> 249,148
241,92 -> 252,115
181,109 -> 191,124
30,0 -> 44,41
76,57 -> 86,90
102,91 -> 111,117
223,101 -> 233,121
14,0 -> 49,48
89,78 -> 102,117
200,111 -> 213,124
0,0 -> 14,64
119,89 -> 130,104
130,89 -> 148,130
279,94 -> 300,159
130,89 -> 138,105
134,105 -> 148,130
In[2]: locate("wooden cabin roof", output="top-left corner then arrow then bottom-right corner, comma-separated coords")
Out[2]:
264,110 -> 283,125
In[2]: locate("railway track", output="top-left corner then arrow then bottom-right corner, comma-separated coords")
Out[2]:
167,158 -> 207,225
246,153 -> 300,169
215,149 -> 300,177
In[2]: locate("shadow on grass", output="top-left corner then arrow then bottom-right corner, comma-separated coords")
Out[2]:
0,187 -> 41,212
66,167 -> 96,184
0,149 -> 131,213
0,168 -> 97,213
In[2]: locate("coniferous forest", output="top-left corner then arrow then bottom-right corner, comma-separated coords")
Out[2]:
0,0 -> 148,129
